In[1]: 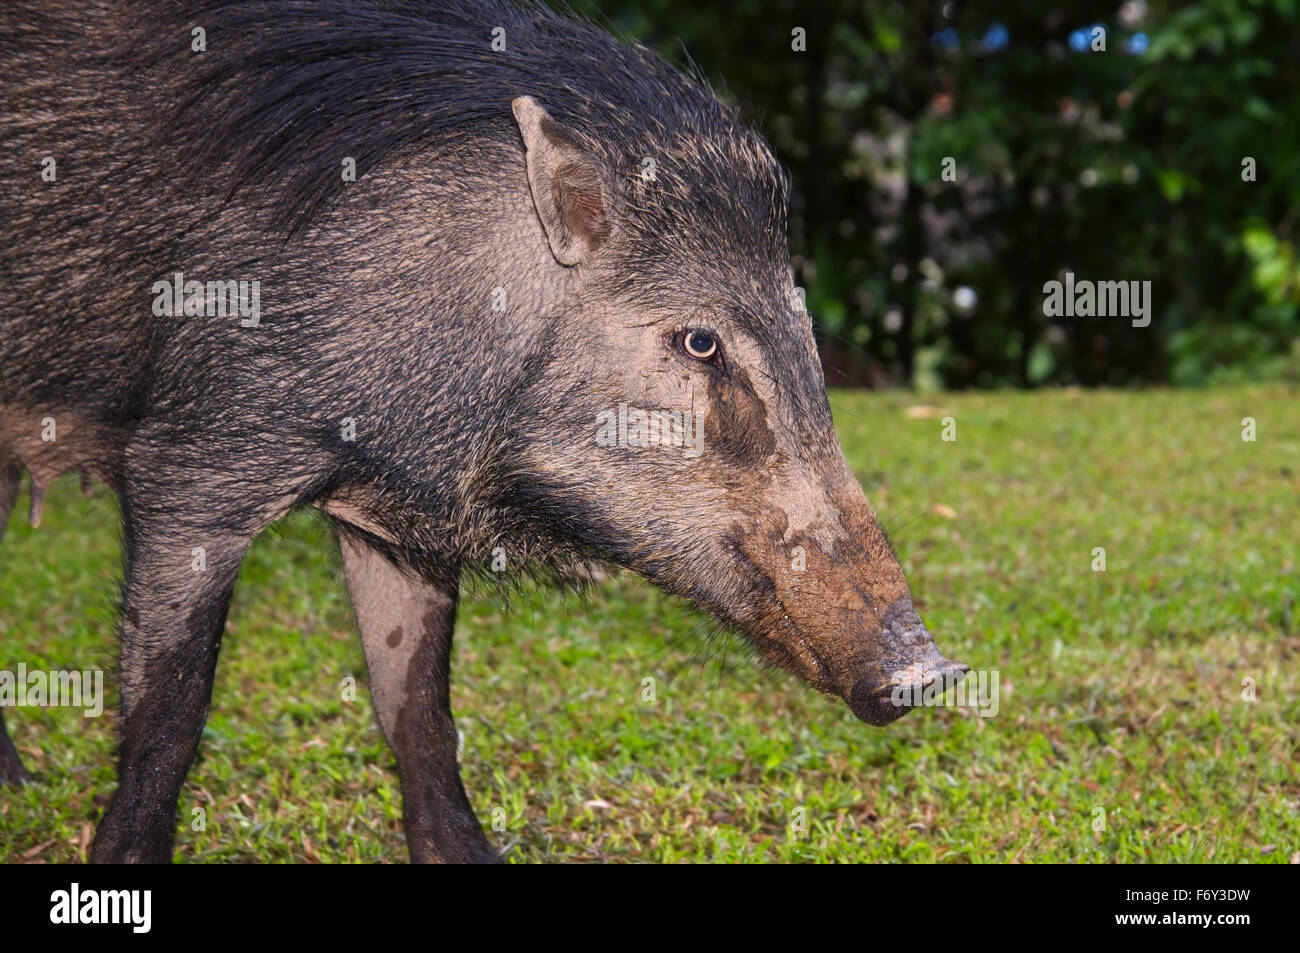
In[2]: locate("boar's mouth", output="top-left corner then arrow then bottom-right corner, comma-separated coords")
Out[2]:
723,529 -> 969,728
753,595 -> 970,727
839,595 -> 970,726
847,649 -> 971,727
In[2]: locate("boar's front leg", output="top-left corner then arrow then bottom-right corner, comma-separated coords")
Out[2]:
338,532 -> 499,864
90,519 -> 252,863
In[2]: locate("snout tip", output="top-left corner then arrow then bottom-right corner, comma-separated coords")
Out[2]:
848,657 -> 970,727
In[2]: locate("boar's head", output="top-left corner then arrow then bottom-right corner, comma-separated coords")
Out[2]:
493,94 -> 965,726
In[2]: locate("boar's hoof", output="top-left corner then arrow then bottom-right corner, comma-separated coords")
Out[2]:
0,759 -> 31,786
0,736 -> 31,786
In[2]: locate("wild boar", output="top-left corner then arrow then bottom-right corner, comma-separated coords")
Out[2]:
0,0 -> 966,862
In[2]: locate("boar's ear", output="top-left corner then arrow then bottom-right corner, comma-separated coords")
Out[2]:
512,95 -> 611,266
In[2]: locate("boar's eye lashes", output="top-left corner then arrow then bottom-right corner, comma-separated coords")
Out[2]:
678,328 -> 720,363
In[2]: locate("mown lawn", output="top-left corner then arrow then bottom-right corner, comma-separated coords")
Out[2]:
1,385 -> 1297,863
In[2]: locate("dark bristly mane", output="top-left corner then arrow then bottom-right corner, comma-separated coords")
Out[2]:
140,0 -> 788,243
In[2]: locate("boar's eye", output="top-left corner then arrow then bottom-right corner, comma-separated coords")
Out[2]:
679,328 -> 719,362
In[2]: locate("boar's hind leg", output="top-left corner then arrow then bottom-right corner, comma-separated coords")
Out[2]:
339,532 -> 499,864
0,456 -> 31,785
0,709 -> 28,786
0,453 -> 21,547
90,517 -> 253,863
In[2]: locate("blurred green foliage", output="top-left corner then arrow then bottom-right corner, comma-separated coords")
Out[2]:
569,0 -> 1300,388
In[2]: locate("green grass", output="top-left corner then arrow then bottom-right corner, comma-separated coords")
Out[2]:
2,385 -> 1297,863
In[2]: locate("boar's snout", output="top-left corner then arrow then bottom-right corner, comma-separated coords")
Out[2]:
844,597 -> 969,726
